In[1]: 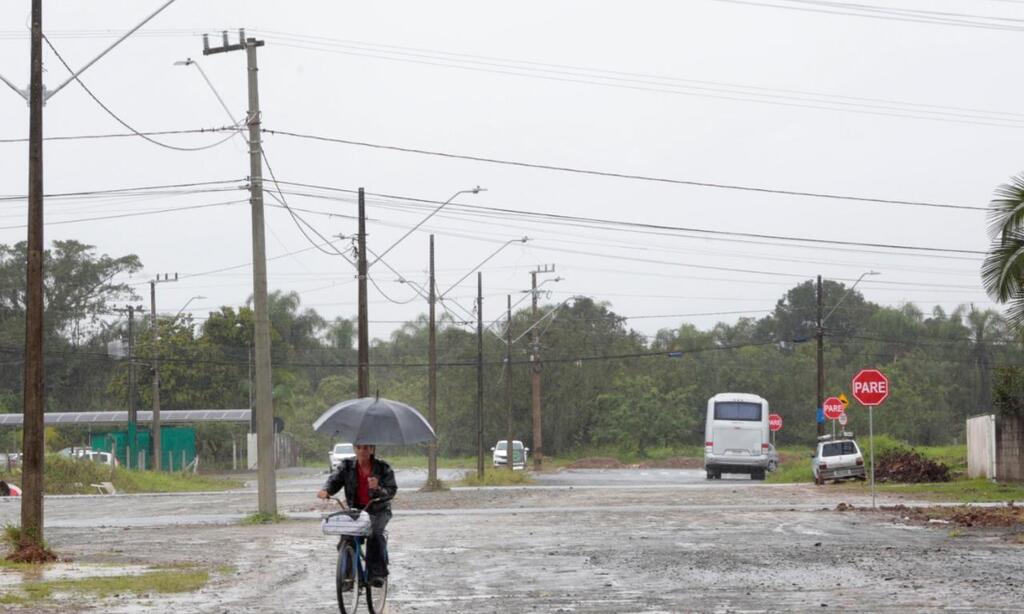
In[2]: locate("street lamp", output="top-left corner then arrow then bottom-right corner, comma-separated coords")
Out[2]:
174,58 -> 238,124
816,271 -> 880,436
370,187 -> 486,267
174,295 -> 207,320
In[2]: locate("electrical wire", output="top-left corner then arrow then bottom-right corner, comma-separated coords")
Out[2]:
260,129 -> 983,212
44,36 -> 243,152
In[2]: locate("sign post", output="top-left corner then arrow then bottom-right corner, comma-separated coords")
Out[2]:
768,413 -> 783,446
851,369 -> 890,508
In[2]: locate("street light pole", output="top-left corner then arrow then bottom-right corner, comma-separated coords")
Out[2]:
149,273 -> 179,471
816,271 -> 880,437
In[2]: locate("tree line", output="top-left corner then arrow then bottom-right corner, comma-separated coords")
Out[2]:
1,239 -> 1020,464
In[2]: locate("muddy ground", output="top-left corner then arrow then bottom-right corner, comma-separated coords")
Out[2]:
2,468 -> 1023,612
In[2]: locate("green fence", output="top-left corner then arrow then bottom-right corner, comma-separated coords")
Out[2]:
91,427 -> 196,471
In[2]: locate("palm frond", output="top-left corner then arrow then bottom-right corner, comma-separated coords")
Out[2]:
981,232 -> 1024,301
987,173 -> 1024,239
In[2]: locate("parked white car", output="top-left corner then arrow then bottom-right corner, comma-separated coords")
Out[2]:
811,436 -> 866,485
491,440 -> 528,470
329,442 -> 355,471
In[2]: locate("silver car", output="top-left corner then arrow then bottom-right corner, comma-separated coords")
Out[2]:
811,437 -> 866,485
329,442 -> 355,471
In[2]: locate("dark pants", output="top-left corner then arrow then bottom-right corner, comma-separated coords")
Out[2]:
366,509 -> 391,578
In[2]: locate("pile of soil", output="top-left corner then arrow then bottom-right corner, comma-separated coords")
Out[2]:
885,503 -> 1024,529
875,449 -> 950,483
5,540 -> 58,563
566,457 -> 625,469
635,457 -> 703,469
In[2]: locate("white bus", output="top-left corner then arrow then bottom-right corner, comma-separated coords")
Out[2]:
704,392 -> 771,480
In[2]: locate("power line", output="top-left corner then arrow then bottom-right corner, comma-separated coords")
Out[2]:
0,198 -> 247,230
260,129 -> 983,212
0,128 -> 239,144
44,36 -> 242,152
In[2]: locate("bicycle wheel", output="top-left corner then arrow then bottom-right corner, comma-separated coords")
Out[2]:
366,577 -> 388,614
336,540 -> 360,614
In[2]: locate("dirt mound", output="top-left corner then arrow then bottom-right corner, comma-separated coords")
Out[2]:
5,540 -> 58,563
567,457 -> 625,469
875,449 -> 950,483
885,503 -> 1024,529
635,457 -> 703,469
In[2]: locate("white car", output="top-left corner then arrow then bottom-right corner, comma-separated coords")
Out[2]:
491,440 -> 528,470
329,443 -> 355,471
811,437 -> 866,485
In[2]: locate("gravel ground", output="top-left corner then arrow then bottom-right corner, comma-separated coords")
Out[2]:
1,470 -> 1023,613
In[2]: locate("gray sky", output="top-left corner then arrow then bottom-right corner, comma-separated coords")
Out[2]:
0,0 -> 1018,343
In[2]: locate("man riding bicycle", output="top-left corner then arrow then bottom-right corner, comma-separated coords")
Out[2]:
317,443 -> 397,586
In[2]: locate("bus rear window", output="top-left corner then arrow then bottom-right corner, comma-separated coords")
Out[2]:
713,402 -> 762,421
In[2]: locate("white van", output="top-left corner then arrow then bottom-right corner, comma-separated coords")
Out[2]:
704,392 -> 771,480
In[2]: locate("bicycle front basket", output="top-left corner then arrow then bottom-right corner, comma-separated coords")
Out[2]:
321,509 -> 372,536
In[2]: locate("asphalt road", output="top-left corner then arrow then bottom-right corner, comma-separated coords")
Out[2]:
1,467 -> 1022,613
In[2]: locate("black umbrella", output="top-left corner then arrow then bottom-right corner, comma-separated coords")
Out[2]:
312,396 -> 437,445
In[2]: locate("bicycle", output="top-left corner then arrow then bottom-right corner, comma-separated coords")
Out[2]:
321,497 -> 388,614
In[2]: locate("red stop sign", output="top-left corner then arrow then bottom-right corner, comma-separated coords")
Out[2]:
852,369 -> 889,406
769,413 -> 783,432
823,396 -> 844,420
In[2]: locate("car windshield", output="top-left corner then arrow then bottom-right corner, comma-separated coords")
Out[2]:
495,441 -> 523,451
822,441 -> 858,457
333,444 -> 353,455
714,402 -> 762,421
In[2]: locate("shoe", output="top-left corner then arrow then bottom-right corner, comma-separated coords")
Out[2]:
369,576 -> 386,588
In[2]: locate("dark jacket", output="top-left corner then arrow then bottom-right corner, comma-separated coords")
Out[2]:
322,456 -> 396,515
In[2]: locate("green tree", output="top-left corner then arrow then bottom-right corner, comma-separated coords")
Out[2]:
983,173 -> 1024,328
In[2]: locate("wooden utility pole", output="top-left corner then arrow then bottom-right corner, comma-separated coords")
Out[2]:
357,188 -> 369,397
816,274 -> 825,438
476,272 -> 485,479
127,305 -> 138,468
203,30 -> 275,514
506,295 -> 514,471
21,0 -> 44,543
149,273 -> 178,471
427,234 -> 438,486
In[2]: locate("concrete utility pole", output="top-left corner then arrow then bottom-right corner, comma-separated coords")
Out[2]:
476,273 -> 485,479
149,273 -> 178,471
427,235 -> 438,487
506,295 -> 514,471
529,264 -> 555,471
203,30 -> 276,514
816,275 -> 824,438
21,0 -> 44,542
357,188 -> 369,398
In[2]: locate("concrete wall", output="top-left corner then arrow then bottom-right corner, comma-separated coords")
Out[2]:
962,415 -> 995,483
967,415 -> 996,479
996,415 -> 1024,483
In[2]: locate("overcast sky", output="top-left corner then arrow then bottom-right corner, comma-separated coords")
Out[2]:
0,0 -> 1019,343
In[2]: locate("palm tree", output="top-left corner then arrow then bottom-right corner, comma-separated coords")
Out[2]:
982,173 -> 1024,328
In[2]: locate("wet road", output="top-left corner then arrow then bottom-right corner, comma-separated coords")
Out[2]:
2,468 -> 1023,613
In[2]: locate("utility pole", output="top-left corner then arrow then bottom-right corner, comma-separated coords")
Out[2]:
357,188 -> 369,398
476,272 -> 485,479
21,0 -> 44,543
529,264 -> 555,471
816,274 -> 825,438
149,273 -> 178,471
111,304 -> 144,467
506,295 -> 514,471
427,235 -> 438,487
203,30 -> 276,514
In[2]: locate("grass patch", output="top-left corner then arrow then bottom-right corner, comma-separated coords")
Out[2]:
17,568 -> 209,600
868,479 -> 1024,502
241,511 -> 287,524
544,445 -> 704,468
766,460 -> 814,484
458,469 -> 535,487
0,456 -> 243,495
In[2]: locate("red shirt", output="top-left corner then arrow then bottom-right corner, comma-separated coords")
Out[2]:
355,461 -> 372,508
